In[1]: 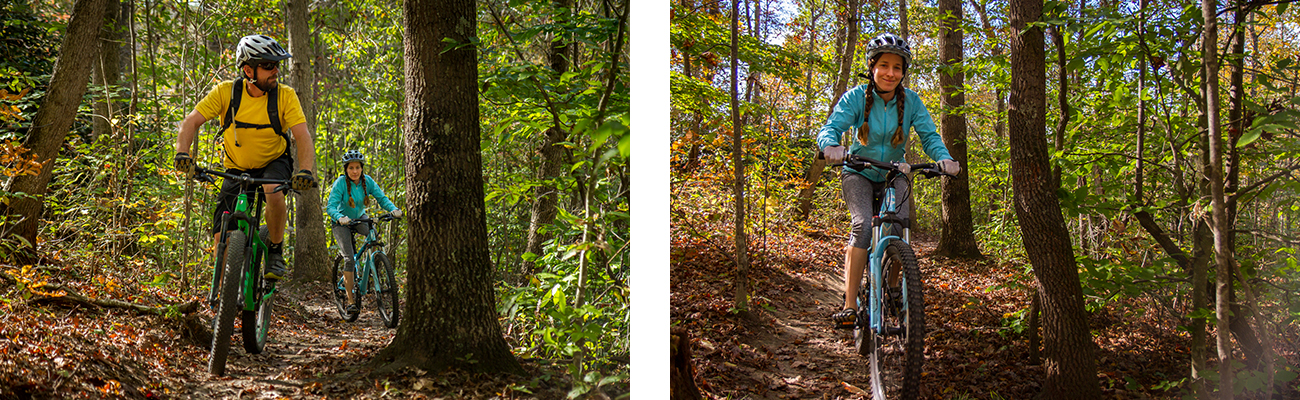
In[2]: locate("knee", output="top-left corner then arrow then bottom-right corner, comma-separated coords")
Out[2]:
344,259 -> 356,272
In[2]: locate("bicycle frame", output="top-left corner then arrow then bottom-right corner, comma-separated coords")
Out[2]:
344,221 -> 386,298
200,170 -> 286,312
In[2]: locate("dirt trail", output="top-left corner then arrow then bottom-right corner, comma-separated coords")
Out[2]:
181,284 -> 398,398
671,227 -> 1195,399
1,279 -> 572,399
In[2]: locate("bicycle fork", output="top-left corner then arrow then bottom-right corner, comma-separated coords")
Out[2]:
867,188 -> 909,336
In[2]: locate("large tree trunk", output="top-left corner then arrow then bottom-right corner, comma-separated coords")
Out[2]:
1201,0 -> 1234,397
934,0 -> 980,259
285,0 -> 329,282
521,0 -> 575,276
371,0 -> 522,374
729,0 -> 750,313
1008,0 -> 1100,397
671,327 -> 704,399
3,0 -> 108,260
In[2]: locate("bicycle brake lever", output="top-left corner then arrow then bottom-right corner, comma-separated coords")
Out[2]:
194,172 -> 215,183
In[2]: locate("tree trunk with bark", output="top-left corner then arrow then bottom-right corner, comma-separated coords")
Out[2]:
1201,0 -> 1234,397
730,0 -> 750,313
935,0 -> 980,259
797,0 -> 860,219
285,0 -> 329,282
1008,0 -> 1100,397
522,0 -> 575,276
3,0 -> 107,260
670,327 -> 704,399
371,0 -> 522,375
91,0 -> 122,141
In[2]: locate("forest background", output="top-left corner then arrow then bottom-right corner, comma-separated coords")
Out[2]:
669,0 -> 1300,398
0,0 -> 631,396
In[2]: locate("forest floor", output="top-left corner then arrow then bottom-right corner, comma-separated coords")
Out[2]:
670,215 -> 1300,399
0,273 -> 580,399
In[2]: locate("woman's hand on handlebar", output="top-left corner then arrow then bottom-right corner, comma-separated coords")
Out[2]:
822,146 -> 848,164
937,159 -> 961,175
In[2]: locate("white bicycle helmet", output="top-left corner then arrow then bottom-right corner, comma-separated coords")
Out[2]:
864,33 -> 913,75
235,34 -> 292,67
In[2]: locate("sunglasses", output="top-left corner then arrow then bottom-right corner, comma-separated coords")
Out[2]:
254,61 -> 279,71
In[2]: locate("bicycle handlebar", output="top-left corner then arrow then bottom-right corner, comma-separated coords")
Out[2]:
192,166 -> 296,194
345,214 -> 402,227
818,151 -> 953,179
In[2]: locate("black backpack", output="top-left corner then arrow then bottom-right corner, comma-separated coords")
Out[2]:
222,77 -> 291,161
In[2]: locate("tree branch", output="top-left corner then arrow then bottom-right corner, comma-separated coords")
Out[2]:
0,269 -> 200,316
1235,228 -> 1300,246
1227,164 -> 1300,204
1134,210 -> 1192,270
484,2 -> 565,128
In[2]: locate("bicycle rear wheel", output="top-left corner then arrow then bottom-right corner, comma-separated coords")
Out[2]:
869,239 -> 924,399
330,255 -> 358,322
372,252 -> 400,328
853,273 -> 872,356
209,230 -> 246,376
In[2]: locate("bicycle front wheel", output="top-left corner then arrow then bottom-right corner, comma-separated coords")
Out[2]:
372,253 -> 400,328
241,282 -> 273,354
869,239 -> 925,399
209,230 -> 247,376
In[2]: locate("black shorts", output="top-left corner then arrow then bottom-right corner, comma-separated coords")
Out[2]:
210,154 -> 293,234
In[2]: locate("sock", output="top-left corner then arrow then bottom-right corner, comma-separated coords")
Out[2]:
269,241 -> 283,255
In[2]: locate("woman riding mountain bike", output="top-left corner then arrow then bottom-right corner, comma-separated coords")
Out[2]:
817,33 -> 961,328
325,150 -> 402,320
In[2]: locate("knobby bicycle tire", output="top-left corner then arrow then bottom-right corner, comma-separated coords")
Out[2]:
242,226 -> 273,354
330,255 -> 358,322
869,239 -> 925,399
373,253 -> 400,328
209,230 -> 247,376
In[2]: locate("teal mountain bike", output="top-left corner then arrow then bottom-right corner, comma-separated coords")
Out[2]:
193,166 -> 296,376
330,214 -> 401,328
829,153 -> 951,399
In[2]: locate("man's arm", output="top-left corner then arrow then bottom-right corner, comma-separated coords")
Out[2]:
289,123 -> 315,172
175,109 -> 208,154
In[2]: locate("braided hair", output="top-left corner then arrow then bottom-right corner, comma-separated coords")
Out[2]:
856,56 -> 908,148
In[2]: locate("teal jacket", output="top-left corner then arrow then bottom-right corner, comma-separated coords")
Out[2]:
325,174 -> 397,222
817,85 -> 952,182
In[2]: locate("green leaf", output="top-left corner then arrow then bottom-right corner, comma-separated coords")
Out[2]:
618,133 -> 630,158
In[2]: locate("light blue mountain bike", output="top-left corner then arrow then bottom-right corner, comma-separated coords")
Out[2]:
827,153 -> 952,399
330,214 -> 401,328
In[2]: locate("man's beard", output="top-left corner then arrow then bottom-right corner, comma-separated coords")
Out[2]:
254,77 -> 276,93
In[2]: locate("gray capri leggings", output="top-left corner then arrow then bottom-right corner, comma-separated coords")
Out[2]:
842,171 -> 911,250
332,222 -> 370,272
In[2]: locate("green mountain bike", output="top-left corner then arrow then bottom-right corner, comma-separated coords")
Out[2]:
193,166 -> 297,376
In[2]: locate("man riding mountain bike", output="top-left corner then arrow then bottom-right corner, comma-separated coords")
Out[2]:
173,34 -> 318,281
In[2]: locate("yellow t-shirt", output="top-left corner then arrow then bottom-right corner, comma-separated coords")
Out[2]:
195,80 -> 307,170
